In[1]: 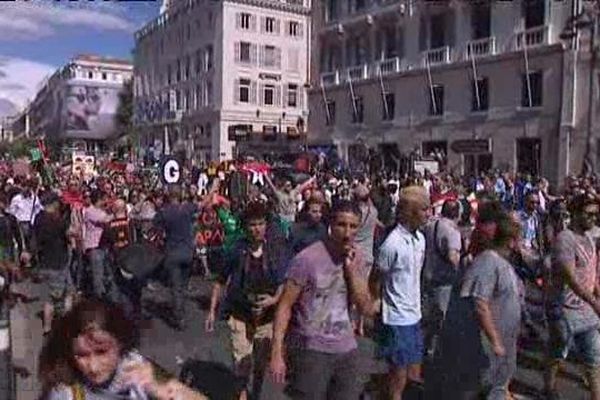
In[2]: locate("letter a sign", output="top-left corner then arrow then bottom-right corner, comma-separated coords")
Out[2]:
160,156 -> 181,184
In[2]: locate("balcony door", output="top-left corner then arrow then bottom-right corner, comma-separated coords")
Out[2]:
524,0 -> 545,29
471,2 -> 491,40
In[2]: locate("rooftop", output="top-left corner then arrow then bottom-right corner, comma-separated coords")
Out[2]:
72,54 -> 132,66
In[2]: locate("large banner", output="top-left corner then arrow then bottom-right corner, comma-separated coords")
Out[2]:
63,83 -> 121,139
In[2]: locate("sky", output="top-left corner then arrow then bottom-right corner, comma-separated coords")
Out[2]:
0,0 -> 161,115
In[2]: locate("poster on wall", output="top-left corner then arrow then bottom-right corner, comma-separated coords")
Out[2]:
63,83 -> 120,139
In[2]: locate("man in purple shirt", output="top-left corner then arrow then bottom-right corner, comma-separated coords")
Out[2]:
269,200 -> 379,400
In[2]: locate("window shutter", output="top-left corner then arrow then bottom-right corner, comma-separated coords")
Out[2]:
283,84 -> 288,108
236,13 -> 241,28
260,16 -> 266,33
445,10 -> 456,47
288,48 -> 298,72
260,45 -> 266,67
234,79 -> 240,103
234,42 -> 240,63
276,48 -> 282,69
284,20 -> 289,36
251,15 -> 257,31
275,85 -> 281,106
250,81 -> 257,104
251,44 -> 258,65
298,86 -> 304,108
419,15 -> 427,51
298,22 -> 304,38
259,84 -> 264,105
275,19 -> 281,35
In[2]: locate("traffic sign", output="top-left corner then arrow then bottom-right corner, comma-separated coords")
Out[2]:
450,139 -> 491,154
161,156 -> 181,184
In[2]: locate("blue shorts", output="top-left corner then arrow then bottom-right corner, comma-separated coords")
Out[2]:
548,318 -> 600,368
377,322 -> 424,368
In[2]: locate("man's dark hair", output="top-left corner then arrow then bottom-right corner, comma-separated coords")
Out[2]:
441,199 -> 460,220
89,190 -> 104,206
330,199 -> 362,219
241,201 -> 268,226
568,193 -> 597,214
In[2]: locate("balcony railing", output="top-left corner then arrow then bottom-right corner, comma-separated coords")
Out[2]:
320,71 -> 340,86
422,46 -> 451,66
376,57 -> 401,76
466,37 -> 496,59
515,26 -> 549,49
347,64 -> 369,81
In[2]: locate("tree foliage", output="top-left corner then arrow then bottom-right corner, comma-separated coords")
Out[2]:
115,79 -> 134,139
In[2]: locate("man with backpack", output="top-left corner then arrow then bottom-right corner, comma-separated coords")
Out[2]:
422,199 -> 462,357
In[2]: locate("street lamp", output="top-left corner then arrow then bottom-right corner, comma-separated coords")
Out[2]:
560,5 -> 599,175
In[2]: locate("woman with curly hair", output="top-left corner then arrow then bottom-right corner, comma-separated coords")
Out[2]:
430,200 -> 522,400
39,299 -> 207,400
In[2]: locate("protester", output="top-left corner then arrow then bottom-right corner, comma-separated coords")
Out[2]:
373,186 -> 430,400
270,200 -> 379,400
152,185 -> 199,330
422,199 -> 462,357
38,299 -> 207,400
33,191 -> 72,335
82,190 -> 112,299
433,200 -> 522,400
544,194 -> 600,400
289,197 -> 327,255
206,201 -> 288,400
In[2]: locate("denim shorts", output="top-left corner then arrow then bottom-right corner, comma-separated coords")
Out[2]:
377,321 -> 424,368
548,318 -> 600,368
41,268 -> 72,302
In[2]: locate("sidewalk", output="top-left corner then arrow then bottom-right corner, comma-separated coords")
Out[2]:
10,281 -> 45,400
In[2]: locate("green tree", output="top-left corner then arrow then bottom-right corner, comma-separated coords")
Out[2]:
115,79 -> 135,139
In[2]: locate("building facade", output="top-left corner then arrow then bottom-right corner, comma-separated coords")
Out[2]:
24,55 -> 132,148
133,0 -> 311,163
308,0 -> 598,184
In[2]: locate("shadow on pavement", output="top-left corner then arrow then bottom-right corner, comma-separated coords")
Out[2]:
179,359 -> 243,400
142,298 -> 179,329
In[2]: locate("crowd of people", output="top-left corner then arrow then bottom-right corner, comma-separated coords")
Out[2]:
1,154 -> 600,400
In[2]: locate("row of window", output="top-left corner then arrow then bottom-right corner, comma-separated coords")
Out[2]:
236,12 -> 304,38
74,69 -> 124,82
321,1 -> 545,72
235,79 -> 302,108
324,70 -> 543,125
235,42 -> 300,72
172,82 -> 214,112
137,45 -> 215,96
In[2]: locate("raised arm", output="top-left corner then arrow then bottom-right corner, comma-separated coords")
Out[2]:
343,247 -> 380,317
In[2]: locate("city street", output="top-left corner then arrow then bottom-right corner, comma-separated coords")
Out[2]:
6,274 -> 592,400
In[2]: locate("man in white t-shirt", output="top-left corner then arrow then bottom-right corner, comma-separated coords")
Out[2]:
375,186 -> 430,400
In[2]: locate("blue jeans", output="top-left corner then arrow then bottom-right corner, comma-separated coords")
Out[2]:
164,248 -> 193,321
86,249 -> 114,300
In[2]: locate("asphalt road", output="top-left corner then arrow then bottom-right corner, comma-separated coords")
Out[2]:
8,275 -> 593,400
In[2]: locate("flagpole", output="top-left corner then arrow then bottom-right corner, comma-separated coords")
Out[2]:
523,39 -> 532,107
470,49 -> 481,110
320,80 -> 331,123
425,57 -> 437,115
378,66 -> 389,119
347,70 -> 358,120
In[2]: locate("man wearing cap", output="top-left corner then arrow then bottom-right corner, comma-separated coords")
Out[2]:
374,186 -> 430,399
